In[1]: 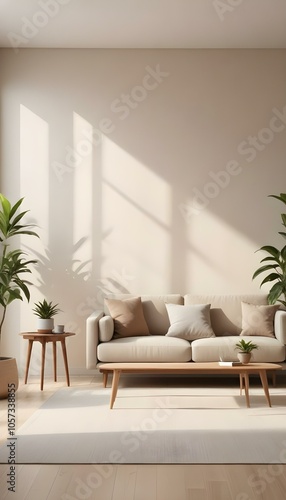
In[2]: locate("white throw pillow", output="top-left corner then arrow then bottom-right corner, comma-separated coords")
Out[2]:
165,303 -> 215,341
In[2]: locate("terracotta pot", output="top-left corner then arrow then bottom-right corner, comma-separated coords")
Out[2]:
0,357 -> 19,399
237,352 -> 252,364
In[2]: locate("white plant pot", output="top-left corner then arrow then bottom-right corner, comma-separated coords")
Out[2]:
37,318 -> 54,333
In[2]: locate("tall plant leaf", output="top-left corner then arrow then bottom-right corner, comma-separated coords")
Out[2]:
0,194 -> 39,341
253,193 -> 286,306
252,264 -> 281,280
269,193 -> 286,204
268,282 -> 285,304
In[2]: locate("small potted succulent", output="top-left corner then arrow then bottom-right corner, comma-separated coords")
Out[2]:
33,299 -> 61,333
235,339 -> 258,364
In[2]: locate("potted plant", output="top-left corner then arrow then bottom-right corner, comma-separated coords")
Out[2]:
235,339 -> 258,364
0,194 -> 38,398
252,193 -> 286,307
32,299 -> 61,333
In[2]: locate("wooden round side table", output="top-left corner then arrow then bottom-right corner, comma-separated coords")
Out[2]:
20,332 -> 75,391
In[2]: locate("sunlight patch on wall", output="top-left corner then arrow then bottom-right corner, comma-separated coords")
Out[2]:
19,105 -> 50,370
72,112 -> 93,274
20,105 -> 49,242
102,136 -> 171,226
185,211 -> 261,294
101,136 -> 172,292
20,104 -> 49,283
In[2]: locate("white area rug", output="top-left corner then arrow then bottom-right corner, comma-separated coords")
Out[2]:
1,383 -> 286,464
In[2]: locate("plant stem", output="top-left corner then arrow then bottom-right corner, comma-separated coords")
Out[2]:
0,305 -> 7,340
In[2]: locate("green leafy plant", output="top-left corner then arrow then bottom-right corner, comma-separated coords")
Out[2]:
252,193 -> 286,307
235,339 -> 258,353
32,299 -> 61,319
0,194 -> 38,343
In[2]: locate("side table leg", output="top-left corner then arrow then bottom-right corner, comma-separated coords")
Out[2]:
61,340 -> 70,386
40,340 -> 46,391
24,340 -> 33,384
53,341 -> 57,382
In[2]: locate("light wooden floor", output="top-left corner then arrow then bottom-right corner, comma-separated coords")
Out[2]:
1,374 -> 286,499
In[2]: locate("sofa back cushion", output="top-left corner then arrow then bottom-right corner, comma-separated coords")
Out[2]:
184,294 -> 268,336
104,294 -> 183,335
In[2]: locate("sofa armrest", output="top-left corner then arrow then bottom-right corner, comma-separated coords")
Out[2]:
99,315 -> 114,342
274,310 -> 286,344
86,310 -> 104,369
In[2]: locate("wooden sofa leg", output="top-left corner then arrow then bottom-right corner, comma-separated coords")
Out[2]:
103,371 -> 108,388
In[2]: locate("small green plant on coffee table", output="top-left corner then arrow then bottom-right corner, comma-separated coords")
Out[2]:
235,339 -> 258,353
33,299 -> 61,319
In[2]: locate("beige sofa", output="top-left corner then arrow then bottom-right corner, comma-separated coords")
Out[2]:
86,294 -> 286,369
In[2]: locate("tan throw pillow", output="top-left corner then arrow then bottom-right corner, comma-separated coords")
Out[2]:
165,303 -> 215,341
105,297 -> 150,338
240,302 -> 280,337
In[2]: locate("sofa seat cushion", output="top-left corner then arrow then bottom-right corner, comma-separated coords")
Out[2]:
97,335 -> 192,363
191,336 -> 285,363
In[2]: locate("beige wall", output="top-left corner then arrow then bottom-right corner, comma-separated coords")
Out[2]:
0,49 -> 286,374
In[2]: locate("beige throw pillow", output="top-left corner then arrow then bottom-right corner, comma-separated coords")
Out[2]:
165,303 -> 215,341
240,302 -> 280,337
105,297 -> 150,339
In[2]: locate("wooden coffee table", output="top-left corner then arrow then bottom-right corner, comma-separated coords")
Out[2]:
99,362 -> 282,409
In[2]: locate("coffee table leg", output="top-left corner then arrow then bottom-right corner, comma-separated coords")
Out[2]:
239,374 -> 244,395
24,340 -> 33,384
259,370 -> 272,407
110,370 -> 121,409
242,373 -> 250,407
